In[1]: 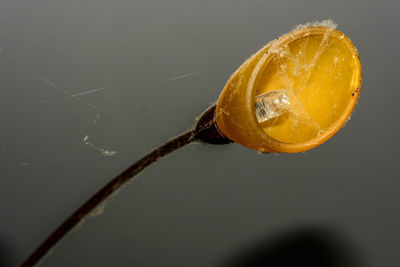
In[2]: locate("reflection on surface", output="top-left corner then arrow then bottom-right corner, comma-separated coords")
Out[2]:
220,227 -> 361,267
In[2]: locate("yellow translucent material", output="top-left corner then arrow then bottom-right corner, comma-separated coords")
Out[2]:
215,26 -> 362,153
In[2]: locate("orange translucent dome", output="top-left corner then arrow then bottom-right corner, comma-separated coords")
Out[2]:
215,25 -> 362,153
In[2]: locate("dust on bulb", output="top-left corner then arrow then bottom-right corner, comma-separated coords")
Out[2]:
255,90 -> 291,123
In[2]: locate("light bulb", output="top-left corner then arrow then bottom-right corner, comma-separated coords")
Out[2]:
255,90 -> 291,123
214,24 -> 362,153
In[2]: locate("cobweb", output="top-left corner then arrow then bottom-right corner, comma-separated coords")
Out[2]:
0,48 -> 117,156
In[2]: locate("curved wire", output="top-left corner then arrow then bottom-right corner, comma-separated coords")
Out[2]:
21,129 -> 197,267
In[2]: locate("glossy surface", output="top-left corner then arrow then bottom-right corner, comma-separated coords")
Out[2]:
216,26 -> 361,152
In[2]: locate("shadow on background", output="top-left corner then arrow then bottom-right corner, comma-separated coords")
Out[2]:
0,235 -> 14,267
220,226 -> 361,267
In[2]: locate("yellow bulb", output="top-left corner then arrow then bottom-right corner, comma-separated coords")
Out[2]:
215,25 -> 362,153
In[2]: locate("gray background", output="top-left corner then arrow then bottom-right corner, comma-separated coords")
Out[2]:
0,0 -> 399,266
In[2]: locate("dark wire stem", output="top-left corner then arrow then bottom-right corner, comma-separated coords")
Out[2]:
21,104 -> 231,267
21,129 -> 197,267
